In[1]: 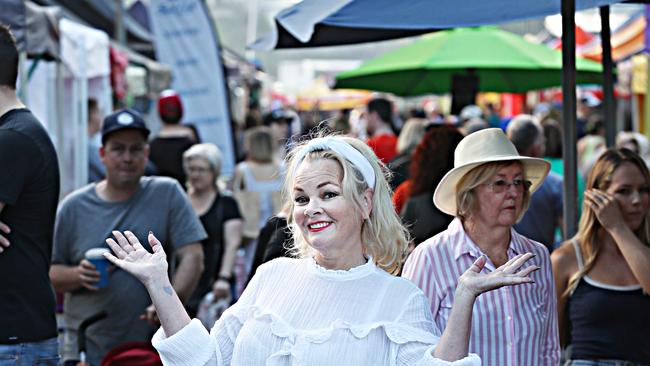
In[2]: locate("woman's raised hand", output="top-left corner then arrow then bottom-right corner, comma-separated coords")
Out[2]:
104,231 -> 168,285
585,189 -> 624,230
458,253 -> 539,298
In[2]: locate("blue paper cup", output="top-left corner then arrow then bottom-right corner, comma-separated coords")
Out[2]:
85,248 -> 111,288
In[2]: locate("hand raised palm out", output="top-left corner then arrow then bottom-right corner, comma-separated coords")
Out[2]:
104,231 -> 168,285
459,253 -> 539,297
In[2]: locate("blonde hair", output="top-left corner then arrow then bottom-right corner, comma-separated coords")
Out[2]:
245,126 -> 275,163
565,148 -> 650,296
396,118 -> 426,154
455,161 -> 532,222
283,133 -> 409,275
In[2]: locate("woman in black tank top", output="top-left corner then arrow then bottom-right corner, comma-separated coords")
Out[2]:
551,148 -> 650,366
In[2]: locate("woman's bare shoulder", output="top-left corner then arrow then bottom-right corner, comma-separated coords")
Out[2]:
551,241 -> 579,276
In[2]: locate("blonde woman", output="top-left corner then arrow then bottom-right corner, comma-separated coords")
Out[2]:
232,126 -> 284,241
552,148 -> 650,365
102,133 -> 539,365
231,127 -> 284,293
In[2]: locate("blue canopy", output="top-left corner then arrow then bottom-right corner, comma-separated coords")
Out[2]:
251,0 -> 626,49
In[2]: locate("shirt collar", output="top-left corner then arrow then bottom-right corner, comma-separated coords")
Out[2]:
449,218 -> 523,262
508,228 -> 525,256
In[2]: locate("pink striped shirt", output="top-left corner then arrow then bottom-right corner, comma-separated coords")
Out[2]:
402,218 -> 560,366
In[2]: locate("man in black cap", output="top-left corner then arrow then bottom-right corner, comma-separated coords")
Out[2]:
0,23 -> 60,364
49,109 -> 207,365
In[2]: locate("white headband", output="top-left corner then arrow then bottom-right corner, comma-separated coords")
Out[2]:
292,137 -> 376,189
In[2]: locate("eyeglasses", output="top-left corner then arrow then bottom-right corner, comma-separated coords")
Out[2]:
484,179 -> 532,194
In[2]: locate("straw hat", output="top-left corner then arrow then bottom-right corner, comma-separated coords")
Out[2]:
433,128 -> 550,216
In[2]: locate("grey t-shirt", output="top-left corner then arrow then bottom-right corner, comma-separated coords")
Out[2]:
52,176 -> 207,365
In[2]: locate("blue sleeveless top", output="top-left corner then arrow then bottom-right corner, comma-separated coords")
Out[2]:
239,162 -> 283,230
567,241 -> 650,364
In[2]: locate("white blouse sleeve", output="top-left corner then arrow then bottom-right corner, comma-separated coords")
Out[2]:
151,270 -> 263,366
396,292 -> 481,366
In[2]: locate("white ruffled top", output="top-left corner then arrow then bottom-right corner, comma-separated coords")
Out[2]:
152,257 -> 480,366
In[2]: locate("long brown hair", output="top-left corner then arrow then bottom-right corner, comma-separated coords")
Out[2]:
565,148 -> 650,295
408,126 -> 464,197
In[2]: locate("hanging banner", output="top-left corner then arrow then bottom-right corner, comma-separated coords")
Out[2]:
149,0 -> 235,175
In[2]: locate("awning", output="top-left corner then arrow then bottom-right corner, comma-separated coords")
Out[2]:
60,18 -> 110,78
251,0 -> 627,50
0,1 -> 61,60
581,11 -> 646,61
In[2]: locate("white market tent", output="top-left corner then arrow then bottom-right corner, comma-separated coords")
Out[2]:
25,18 -> 112,196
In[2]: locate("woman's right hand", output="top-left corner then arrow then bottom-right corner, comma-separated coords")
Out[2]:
212,279 -> 231,301
585,189 -> 625,231
457,253 -> 539,298
104,231 -> 168,286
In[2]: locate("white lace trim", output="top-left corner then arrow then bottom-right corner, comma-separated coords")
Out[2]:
583,276 -> 642,291
305,256 -> 376,281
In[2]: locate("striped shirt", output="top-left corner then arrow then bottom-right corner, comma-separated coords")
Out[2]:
402,218 -> 560,366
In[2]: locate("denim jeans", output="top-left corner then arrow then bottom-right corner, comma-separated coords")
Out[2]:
0,337 -> 59,366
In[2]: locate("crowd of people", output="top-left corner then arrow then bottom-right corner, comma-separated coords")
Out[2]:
1,23 -> 650,366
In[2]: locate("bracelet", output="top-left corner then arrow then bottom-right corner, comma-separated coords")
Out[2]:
217,275 -> 232,282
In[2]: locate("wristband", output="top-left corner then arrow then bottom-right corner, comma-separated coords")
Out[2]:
217,275 -> 232,282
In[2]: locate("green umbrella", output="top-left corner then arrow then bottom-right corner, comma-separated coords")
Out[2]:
335,27 -> 604,95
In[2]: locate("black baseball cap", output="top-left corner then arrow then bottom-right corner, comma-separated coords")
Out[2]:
101,108 -> 150,144
263,109 -> 292,126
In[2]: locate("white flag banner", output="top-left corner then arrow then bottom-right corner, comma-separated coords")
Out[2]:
149,0 -> 235,175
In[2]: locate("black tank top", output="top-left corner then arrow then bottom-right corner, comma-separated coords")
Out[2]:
567,241 -> 650,364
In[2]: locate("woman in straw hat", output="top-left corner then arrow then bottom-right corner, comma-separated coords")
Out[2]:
102,132 -> 539,365
403,128 -> 560,365
552,148 -> 650,365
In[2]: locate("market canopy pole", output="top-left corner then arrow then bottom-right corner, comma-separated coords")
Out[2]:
115,0 -> 126,46
600,5 -> 617,147
562,0 -> 579,239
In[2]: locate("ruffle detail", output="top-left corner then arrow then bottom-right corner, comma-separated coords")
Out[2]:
152,319 -> 220,366
305,256 -> 376,281
224,305 -> 439,365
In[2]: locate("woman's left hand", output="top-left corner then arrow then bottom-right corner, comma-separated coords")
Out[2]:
457,253 -> 539,298
585,189 -> 624,230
